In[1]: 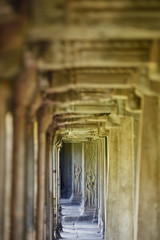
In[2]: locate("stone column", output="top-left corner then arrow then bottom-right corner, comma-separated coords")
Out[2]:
25,121 -> 35,240
53,142 -> 61,237
105,116 -> 134,240
105,127 -> 119,240
81,142 -> 85,210
0,83 -> 9,240
52,145 -> 57,237
103,137 -> 107,234
97,140 -> 101,225
98,138 -> 105,230
55,146 -> 59,219
124,110 -> 141,240
4,112 -> 13,240
36,103 -> 53,240
46,133 -> 53,240
10,54 -> 37,240
138,95 -> 160,240
57,145 -> 61,229
118,117 -> 134,240
26,92 -> 41,240
11,105 -> 27,239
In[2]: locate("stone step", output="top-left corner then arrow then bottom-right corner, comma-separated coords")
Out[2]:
59,198 -> 104,240
62,215 -> 94,223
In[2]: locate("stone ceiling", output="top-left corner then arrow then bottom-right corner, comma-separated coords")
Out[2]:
29,2 -> 160,143
1,0 -> 160,142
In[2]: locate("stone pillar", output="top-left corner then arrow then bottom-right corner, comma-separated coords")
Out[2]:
25,121 -> 35,240
103,137 -> 107,234
57,146 -> 61,228
33,121 -> 38,239
138,95 -> 160,240
105,116 -> 134,240
118,117 -> 134,240
36,103 -> 53,240
52,144 -> 57,237
124,110 -> 141,240
81,142 -> 85,210
10,54 -> 37,240
72,143 -> 82,202
102,138 -> 107,225
4,113 -> 13,240
26,92 -> 41,240
53,142 -> 61,238
56,147 -> 59,216
105,127 -> 119,240
97,140 -> 101,225
0,83 -> 9,240
98,138 -> 105,230
46,133 -> 53,240
11,105 -> 27,239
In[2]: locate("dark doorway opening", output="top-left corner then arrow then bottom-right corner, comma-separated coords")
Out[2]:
60,142 -> 72,199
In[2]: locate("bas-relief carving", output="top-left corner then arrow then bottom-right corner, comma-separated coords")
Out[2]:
84,141 -> 97,208
74,165 -> 81,194
72,143 -> 82,198
86,173 -> 96,206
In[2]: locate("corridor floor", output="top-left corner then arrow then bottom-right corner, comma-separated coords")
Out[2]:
59,199 -> 104,240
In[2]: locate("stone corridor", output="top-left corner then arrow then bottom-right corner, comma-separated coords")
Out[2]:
59,199 -> 103,240
1,1 -> 160,240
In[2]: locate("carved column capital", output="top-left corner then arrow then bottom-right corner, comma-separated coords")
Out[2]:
13,53 -> 37,109
106,113 -> 121,127
38,101 -> 53,133
27,91 -> 42,122
137,67 -> 160,97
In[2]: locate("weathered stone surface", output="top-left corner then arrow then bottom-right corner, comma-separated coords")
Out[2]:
59,199 -> 103,240
118,117 -> 134,240
1,1 -> 160,240
84,141 -> 98,213
138,96 -> 160,240
36,103 -> 53,240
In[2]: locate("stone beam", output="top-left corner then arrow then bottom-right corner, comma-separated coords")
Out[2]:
39,67 -> 138,91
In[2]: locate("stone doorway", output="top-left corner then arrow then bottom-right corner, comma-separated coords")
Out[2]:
59,141 -> 104,239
